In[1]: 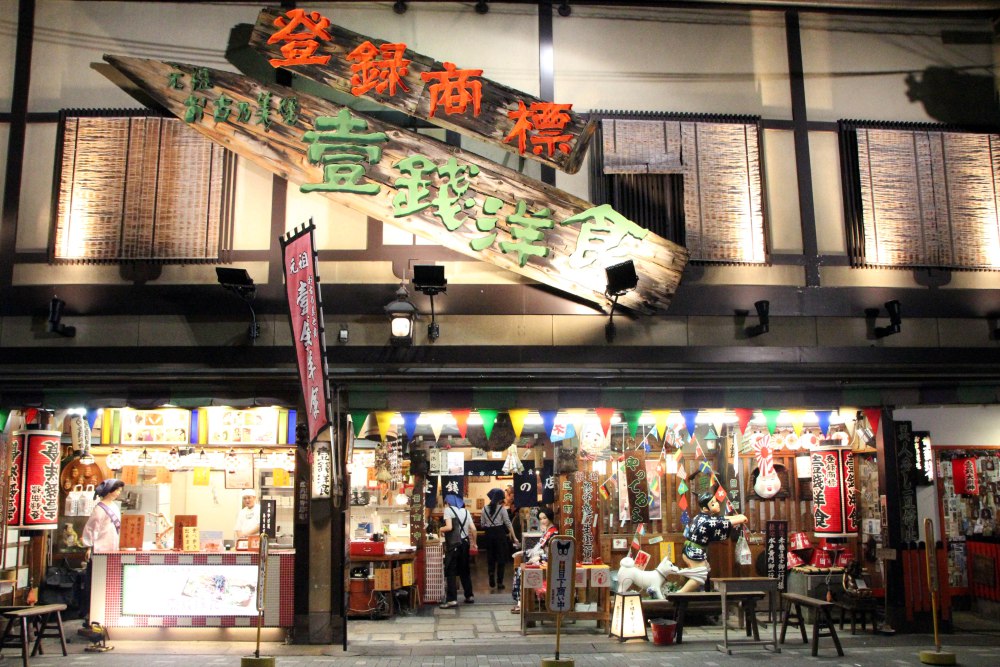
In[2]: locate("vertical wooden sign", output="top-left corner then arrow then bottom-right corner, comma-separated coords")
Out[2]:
623,452 -> 650,523
893,421 -> 920,542
174,515 -> 198,550
573,470 -> 601,564
765,520 -> 789,591
260,498 -> 277,538
119,514 -> 144,549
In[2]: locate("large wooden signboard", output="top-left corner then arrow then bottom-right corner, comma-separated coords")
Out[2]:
249,7 -> 596,175
101,56 -> 687,314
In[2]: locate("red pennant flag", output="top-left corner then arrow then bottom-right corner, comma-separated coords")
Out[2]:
451,409 -> 470,438
734,408 -> 754,435
595,408 -> 616,437
24,408 -> 38,424
677,494 -> 688,510
862,408 -> 882,438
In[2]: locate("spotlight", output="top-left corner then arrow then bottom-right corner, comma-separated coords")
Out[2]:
338,323 -> 349,344
413,264 -> 447,342
744,300 -> 770,338
475,0 -> 489,14
216,267 -> 259,343
393,1 -> 407,14
866,299 -> 901,338
604,260 -> 639,343
48,296 -> 76,337
385,283 -> 417,347
558,2 -> 571,17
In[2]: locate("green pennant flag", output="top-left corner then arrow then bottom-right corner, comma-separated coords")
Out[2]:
0,409 -> 8,432
479,409 -> 499,439
622,410 -> 643,438
762,408 -> 781,435
349,411 -> 370,438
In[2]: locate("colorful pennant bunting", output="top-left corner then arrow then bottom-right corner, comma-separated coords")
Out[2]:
680,409 -> 698,440
375,411 -> 395,441
595,407 -> 616,437
622,410 -> 643,438
815,410 -> 833,438
508,409 -> 529,440
479,409 -> 499,439
401,412 -> 419,441
762,408 -> 780,435
451,409 -> 470,438
350,411 -> 370,438
539,410 -> 558,439
734,408 -> 754,435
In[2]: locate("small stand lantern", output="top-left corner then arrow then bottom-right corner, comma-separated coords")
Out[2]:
609,591 -> 647,642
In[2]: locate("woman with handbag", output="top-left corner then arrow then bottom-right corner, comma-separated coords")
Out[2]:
438,494 -> 477,608
481,488 -> 519,591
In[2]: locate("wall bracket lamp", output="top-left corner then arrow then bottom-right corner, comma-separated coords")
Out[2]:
604,260 -> 639,343
385,283 -> 418,347
48,296 -> 76,337
216,267 -> 259,343
558,2 -> 572,17
866,299 -> 901,338
413,265 -> 447,342
743,300 -> 770,338
393,1 -> 407,14
475,0 -> 489,14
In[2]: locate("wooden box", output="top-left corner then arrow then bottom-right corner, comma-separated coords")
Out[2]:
373,567 -> 392,591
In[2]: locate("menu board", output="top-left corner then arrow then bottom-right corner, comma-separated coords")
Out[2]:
120,514 -> 144,550
409,476 -> 425,546
204,407 -> 280,445
174,515 -> 198,550
120,409 -> 191,445
765,520 -> 789,591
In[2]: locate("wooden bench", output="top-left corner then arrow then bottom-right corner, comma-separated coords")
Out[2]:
655,591 -> 765,645
779,593 -> 844,657
0,603 -> 68,667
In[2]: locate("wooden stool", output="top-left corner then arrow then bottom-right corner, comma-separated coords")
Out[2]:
779,593 -> 843,657
0,603 -> 69,667
836,596 -> 879,635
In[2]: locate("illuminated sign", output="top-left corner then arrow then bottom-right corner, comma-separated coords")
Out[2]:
121,564 -> 258,616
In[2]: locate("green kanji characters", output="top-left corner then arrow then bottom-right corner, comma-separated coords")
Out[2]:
500,200 -> 552,267
300,108 -> 387,195
279,96 -> 301,125
469,196 -> 503,252
392,156 -> 436,217
213,94 -> 233,123
236,102 -> 253,123
431,157 -> 479,232
561,203 -> 649,270
167,71 -> 183,89
191,67 -> 212,92
256,92 -> 273,131
183,95 -> 206,123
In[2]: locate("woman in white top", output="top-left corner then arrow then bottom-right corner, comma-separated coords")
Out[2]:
235,488 -> 261,538
438,494 -> 476,608
81,479 -> 125,553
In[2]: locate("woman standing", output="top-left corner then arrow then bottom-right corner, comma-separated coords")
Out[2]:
438,494 -> 477,608
510,506 -> 558,614
481,488 -> 518,591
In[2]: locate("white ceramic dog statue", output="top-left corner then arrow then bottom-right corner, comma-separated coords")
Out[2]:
616,556 -> 711,598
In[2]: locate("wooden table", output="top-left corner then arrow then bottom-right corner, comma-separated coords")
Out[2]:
519,564 -> 611,635
712,577 -> 780,654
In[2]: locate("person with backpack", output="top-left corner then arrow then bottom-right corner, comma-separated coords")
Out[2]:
438,493 -> 477,608
481,488 -> 519,591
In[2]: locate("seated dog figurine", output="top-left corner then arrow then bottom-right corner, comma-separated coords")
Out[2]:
616,556 -> 711,598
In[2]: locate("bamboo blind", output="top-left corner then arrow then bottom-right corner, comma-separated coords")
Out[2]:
53,113 -> 235,263
844,123 -> 1000,270
594,115 -> 768,264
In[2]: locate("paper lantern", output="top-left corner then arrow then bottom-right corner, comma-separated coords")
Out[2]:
787,551 -> 806,568
809,548 -> 833,568
8,430 -> 61,529
809,446 -> 856,537
789,531 -> 812,551
609,592 -> 647,641
952,457 -> 980,496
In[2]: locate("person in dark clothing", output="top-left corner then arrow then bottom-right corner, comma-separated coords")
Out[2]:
481,488 -> 518,591
439,493 -> 477,608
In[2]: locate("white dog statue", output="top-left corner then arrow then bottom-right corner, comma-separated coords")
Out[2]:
616,556 -> 711,598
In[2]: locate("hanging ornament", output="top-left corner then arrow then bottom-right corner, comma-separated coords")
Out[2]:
166,447 -> 181,471
502,443 -> 524,474
107,448 -> 123,471
752,434 -> 781,499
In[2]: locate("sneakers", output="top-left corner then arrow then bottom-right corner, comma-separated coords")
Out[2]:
465,596 -> 475,604
497,583 -> 506,591
438,600 -> 457,609
510,605 -> 521,614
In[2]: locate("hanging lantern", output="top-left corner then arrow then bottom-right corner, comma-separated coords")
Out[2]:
166,448 -> 180,471
107,448 -> 123,471
225,448 -> 238,473
8,430 -> 61,530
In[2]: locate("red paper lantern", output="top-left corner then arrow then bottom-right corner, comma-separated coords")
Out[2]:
6,432 -> 26,526
789,531 -> 812,551
809,548 -> 834,568
952,457 -> 980,496
8,430 -> 61,530
787,551 -> 806,568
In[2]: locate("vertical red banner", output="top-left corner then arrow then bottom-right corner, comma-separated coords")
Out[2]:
6,432 -> 25,526
952,457 -> 979,495
16,430 -> 61,529
810,447 -> 845,536
840,448 -> 858,534
281,223 -> 332,443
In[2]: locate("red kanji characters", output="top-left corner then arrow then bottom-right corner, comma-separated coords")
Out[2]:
420,62 -> 483,117
268,9 -> 332,68
346,41 -> 411,97
504,100 -> 575,157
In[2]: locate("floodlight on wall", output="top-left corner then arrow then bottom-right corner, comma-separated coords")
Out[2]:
475,0 -> 489,14
216,267 -> 260,343
338,324 -> 349,344
413,264 -> 447,342
385,283 -> 417,347
48,296 -> 76,337
393,0 -> 407,14
866,299 -> 901,338
744,300 -> 770,338
604,260 -> 639,343
558,1 -> 572,17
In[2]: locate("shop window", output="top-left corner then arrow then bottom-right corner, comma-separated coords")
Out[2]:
589,112 -> 769,264
840,121 -> 1000,271
51,111 -> 236,263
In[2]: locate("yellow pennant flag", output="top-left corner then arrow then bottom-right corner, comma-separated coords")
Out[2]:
652,410 -> 671,442
375,411 -> 396,442
789,410 -> 807,437
426,412 -> 447,442
564,409 -> 587,438
508,409 -> 529,440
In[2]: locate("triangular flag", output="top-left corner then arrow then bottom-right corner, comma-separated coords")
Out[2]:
734,408 -> 754,435
401,412 -> 420,441
815,410 -> 833,438
426,412 -> 446,441
622,410 -> 643,438
539,410 -> 558,439
705,410 -> 726,438
677,494 -> 688,511
375,411 -> 395,441
565,409 -> 587,438
86,409 -> 101,430
789,410 -> 806,437
652,410 -> 671,442
451,409 -> 470,438
595,408 -> 616,437
24,408 -> 38,424
863,408 -> 882,437
508,409 -> 529,440
350,411 -> 370,438
0,409 -> 8,432
680,409 -> 699,440
677,480 -> 688,495
762,409 -> 780,435
479,409 -> 499,440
